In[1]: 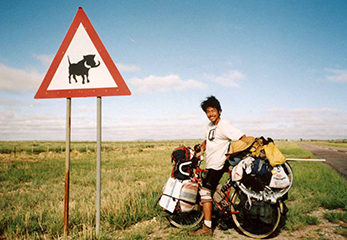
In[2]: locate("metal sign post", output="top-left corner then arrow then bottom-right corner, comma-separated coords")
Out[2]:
96,97 -> 102,235
64,98 -> 71,238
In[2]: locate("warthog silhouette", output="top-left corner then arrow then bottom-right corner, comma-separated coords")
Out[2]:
68,55 -> 100,84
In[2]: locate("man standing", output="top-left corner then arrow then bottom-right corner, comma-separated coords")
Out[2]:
190,96 -> 245,236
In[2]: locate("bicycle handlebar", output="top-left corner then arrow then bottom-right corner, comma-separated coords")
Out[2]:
179,161 -> 192,176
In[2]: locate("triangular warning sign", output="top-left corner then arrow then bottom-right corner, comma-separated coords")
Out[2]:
35,7 -> 131,99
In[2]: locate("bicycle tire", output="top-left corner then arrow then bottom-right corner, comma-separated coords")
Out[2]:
230,190 -> 281,239
166,204 -> 204,229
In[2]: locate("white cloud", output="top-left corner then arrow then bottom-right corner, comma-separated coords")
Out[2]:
0,111 -> 66,140
77,105 -> 96,113
0,56 -> 139,92
0,109 -> 101,141
130,74 -> 207,93
116,63 -> 140,72
0,108 -> 205,141
118,113 -> 200,123
155,114 -> 199,122
0,98 -> 20,106
325,68 -> 347,82
1,106 -> 346,141
203,70 -> 246,87
235,108 -> 347,140
103,121 -> 206,141
0,62 -> 44,91
32,54 -> 53,68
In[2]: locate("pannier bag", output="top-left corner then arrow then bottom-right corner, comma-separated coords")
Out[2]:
159,177 -> 183,213
213,184 -> 231,209
247,200 -> 274,225
178,180 -> 199,212
171,146 -> 193,180
159,178 -> 198,213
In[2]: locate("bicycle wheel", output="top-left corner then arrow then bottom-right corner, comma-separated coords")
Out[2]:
230,190 -> 281,239
166,204 -> 204,229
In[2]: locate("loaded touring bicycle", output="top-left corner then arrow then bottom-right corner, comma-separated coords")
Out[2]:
155,137 -> 293,239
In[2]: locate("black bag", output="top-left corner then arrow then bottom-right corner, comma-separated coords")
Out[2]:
171,146 -> 192,180
248,200 -> 275,225
251,158 -> 273,187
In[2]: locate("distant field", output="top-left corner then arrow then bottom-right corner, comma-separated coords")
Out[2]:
305,140 -> 347,149
0,140 -> 168,155
0,140 -> 346,239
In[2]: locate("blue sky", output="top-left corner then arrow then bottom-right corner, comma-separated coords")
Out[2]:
1,0 -> 346,141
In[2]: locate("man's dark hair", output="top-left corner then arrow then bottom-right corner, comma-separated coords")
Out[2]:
201,95 -> 222,113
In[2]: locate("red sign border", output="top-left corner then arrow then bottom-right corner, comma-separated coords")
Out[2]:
34,7 -> 131,99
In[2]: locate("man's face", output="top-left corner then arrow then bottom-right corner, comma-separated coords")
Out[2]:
206,106 -> 221,125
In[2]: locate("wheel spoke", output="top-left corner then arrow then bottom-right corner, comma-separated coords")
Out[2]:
166,205 -> 204,228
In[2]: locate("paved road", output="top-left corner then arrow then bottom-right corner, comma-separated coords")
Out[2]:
296,142 -> 347,177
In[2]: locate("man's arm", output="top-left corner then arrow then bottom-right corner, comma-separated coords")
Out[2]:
225,134 -> 246,160
201,140 -> 206,151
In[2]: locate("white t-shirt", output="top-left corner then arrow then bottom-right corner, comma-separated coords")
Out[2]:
205,118 -> 244,170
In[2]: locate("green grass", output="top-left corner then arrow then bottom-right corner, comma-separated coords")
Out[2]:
303,139 -> 347,149
0,140 -> 200,239
323,211 -> 347,223
0,140 -> 346,239
276,141 -> 315,158
335,226 -> 347,238
274,141 -> 347,232
0,140 -> 161,155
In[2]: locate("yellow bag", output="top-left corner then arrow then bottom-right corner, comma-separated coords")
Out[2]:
250,137 -> 286,167
263,142 -> 286,167
250,138 -> 264,158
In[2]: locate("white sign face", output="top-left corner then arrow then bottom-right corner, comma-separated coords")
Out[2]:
47,23 -> 118,90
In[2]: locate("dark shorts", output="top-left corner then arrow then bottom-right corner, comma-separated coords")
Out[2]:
202,161 -> 229,191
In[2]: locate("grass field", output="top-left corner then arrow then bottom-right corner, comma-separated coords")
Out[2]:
0,140 -> 346,239
306,140 -> 347,149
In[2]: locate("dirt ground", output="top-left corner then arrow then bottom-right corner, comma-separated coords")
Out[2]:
125,208 -> 346,239
297,142 -> 347,178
